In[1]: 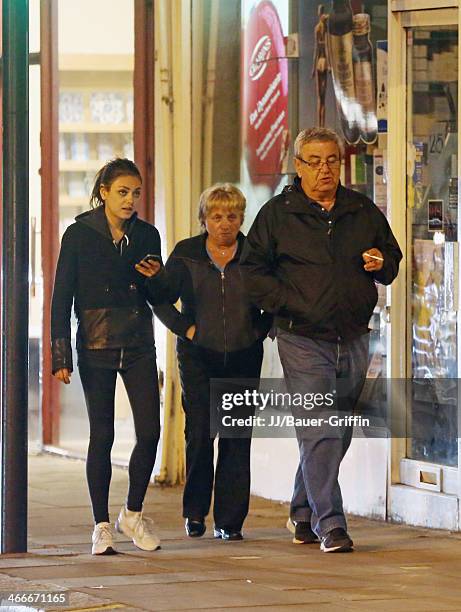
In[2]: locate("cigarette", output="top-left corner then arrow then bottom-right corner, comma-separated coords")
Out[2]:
364,252 -> 384,262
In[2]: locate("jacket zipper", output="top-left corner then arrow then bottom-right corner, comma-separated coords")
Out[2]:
119,237 -> 125,369
328,219 -> 341,344
221,271 -> 227,366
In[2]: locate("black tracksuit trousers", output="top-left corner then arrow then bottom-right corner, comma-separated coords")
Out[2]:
177,339 -> 264,531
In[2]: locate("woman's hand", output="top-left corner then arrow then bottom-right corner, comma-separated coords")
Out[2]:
186,325 -> 196,341
135,259 -> 161,278
54,368 -> 71,384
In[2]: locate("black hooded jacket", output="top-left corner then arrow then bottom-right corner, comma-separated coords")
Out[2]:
51,206 -> 161,373
240,178 -> 402,342
149,232 -> 272,355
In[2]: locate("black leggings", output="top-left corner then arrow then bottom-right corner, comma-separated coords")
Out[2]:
78,352 -> 160,524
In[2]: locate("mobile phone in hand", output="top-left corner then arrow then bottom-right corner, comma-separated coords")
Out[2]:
142,254 -> 162,264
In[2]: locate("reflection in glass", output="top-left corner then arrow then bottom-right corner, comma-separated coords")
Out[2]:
327,0 -> 360,144
57,0 -> 136,462
407,26 -> 458,467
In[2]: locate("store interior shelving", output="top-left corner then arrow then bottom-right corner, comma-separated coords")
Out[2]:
58,54 -> 134,231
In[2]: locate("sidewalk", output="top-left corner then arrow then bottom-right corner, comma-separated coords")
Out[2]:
0,453 -> 460,611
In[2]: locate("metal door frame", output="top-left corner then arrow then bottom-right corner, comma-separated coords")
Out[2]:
388,1 -> 461,529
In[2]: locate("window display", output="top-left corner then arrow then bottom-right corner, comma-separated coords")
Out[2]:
407,26 -> 458,467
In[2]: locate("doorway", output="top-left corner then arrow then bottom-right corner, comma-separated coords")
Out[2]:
35,0 -> 156,466
389,4 -> 460,530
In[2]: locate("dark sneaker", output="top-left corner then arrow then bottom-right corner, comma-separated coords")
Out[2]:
288,519 -> 319,544
320,528 -> 353,553
213,527 -> 243,541
185,518 -> 206,538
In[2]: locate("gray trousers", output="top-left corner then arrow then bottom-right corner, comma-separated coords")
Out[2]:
277,329 -> 369,537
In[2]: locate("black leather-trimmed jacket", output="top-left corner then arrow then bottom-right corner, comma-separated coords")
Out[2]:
148,233 -> 272,355
240,178 -> 402,342
51,206 -> 161,374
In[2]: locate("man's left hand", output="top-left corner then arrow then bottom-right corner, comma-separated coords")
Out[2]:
362,248 -> 384,272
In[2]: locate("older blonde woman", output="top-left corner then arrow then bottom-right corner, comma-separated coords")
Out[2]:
152,184 -> 271,540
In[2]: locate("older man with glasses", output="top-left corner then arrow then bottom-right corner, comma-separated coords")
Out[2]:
241,127 -> 402,553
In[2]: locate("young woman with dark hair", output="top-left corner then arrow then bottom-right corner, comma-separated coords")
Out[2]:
51,158 -> 163,555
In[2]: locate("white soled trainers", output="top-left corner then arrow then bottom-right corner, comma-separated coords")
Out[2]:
115,506 -> 161,551
92,521 -> 117,555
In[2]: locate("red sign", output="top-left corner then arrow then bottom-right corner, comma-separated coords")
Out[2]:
242,1 -> 289,190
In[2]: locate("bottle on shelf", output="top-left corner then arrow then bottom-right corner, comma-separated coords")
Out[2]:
69,133 -> 89,161
97,135 -> 114,161
123,134 -> 134,159
67,172 -> 86,198
59,134 -> 68,161
327,0 -> 360,145
352,13 -> 378,144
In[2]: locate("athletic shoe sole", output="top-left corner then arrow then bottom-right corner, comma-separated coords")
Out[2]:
293,536 -> 320,544
320,541 -> 353,553
93,546 -> 118,556
213,529 -> 244,541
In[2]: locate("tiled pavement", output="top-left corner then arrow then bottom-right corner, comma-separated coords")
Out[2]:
0,454 -> 460,611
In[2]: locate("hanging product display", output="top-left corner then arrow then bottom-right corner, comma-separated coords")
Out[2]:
325,1 -> 378,145
327,0 -> 360,144
352,13 -> 377,144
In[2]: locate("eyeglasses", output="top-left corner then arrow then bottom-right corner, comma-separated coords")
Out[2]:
296,157 -> 341,171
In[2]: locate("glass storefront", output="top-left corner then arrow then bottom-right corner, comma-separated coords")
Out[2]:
19,0 -> 461,529
240,0 -> 390,377
56,0 -> 136,461
241,0 -> 461,527
407,25 -> 458,467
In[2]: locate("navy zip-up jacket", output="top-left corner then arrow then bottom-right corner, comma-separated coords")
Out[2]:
240,178 -> 402,342
148,232 -> 272,354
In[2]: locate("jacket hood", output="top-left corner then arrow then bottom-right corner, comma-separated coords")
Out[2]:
281,176 -> 363,217
75,205 -> 138,240
282,174 -> 341,198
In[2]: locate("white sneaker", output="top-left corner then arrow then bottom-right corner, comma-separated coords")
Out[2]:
92,522 -> 117,555
115,506 -> 161,551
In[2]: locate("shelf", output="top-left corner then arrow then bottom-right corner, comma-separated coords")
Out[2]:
59,54 -> 134,72
412,79 -> 457,83
60,122 -> 132,134
59,195 -> 88,207
60,160 -> 113,172
58,60 -> 134,215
